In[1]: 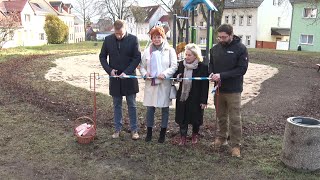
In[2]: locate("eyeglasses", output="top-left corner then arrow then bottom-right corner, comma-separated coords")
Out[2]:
217,35 -> 229,40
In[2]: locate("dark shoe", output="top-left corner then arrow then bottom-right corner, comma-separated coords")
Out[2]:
158,128 -> 166,143
192,133 -> 199,144
145,127 -> 152,142
178,136 -> 186,146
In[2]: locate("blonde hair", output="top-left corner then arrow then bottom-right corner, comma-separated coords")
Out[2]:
185,43 -> 203,62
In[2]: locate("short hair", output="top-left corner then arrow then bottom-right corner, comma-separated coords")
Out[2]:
217,24 -> 233,35
185,43 -> 203,62
149,26 -> 166,39
114,20 -> 126,30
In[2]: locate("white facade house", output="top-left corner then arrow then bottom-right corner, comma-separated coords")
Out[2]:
223,0 -> 292,49
1,0 -> 44,48
126,5 -> 169,41
74,16 -> 85,43
0,0 -> 84,48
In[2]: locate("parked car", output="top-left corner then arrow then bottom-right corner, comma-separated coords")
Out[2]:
96,32 -> 112,41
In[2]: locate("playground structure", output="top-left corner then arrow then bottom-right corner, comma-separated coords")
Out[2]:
173,0 -> 218,64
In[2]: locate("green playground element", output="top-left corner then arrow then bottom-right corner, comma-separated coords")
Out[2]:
172,0 -> 218,64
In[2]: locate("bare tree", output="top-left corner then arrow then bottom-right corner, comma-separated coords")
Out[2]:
0,12 -> 20,49
199,0 -> 225,31
155,0 -> 224,43
98,0 -> 137,22
72,0 -> 101,38
306,0 -> 320,24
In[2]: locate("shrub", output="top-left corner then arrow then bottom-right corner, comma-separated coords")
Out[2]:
44,15 -> 69,44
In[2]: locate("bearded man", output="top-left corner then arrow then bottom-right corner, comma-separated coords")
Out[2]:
209,24 -> 249,157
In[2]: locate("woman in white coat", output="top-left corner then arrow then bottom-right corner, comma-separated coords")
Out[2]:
139,26 -> 178,143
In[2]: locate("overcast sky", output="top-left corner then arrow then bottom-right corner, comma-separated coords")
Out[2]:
63,0 -> 171,22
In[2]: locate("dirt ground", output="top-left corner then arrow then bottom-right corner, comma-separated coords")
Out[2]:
1,51 -> 320,136
43,51 -> 320,137
0,50 -> 320,179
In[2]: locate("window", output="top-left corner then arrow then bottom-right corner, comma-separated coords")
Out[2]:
247,15 -> 252,26
39,33 -> 45,40
300,34 -> 314,45
225,16 -> 229,24
277,17 -> 281,27
239,16 -> 244,26
304,8 -> 317,18
273,0 -> 278,6
246,36 -> 251,46
200,37 -> 206,44
232,15 -> 236,25
200,21 -> 204,26
25,14 -> 30,22
238,35 -> 243,43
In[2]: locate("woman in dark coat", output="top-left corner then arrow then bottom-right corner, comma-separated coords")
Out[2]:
174,43 -> 209,145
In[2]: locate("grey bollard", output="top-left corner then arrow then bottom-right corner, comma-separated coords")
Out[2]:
281,117 -> 320,171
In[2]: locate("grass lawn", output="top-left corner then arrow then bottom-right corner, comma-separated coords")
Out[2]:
0,42 -> 319,179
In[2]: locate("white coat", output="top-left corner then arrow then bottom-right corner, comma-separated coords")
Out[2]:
139,42 -> 178,107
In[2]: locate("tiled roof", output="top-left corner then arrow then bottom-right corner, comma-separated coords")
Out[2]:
1,0 -> 28,12
159,15 -> 169,22
29,0 -> 58,15
143,5 -> 160,23
224,0 -> 264,9
48,1 -> 63,7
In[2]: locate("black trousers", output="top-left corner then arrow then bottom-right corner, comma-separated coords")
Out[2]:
180,123 -> 199,136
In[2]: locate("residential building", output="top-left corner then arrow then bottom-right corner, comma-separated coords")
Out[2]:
74,16 -> 85,43
48,1 -> 76,43
289,0 -> 320,52
0,0 -> 85,48
126,5 -> 170,41
223,0 -> 292,49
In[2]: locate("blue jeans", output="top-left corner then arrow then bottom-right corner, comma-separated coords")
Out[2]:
146,106 -> 169,128
112,94 -> 138,132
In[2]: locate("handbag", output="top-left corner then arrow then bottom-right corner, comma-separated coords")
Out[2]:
170,84 -> 177,99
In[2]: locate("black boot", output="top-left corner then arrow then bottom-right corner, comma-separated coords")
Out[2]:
145,127 -> 152,142
158,128 -> 166,143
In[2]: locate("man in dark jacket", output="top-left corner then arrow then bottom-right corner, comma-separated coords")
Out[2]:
99,20 -> 141,140
209,24 -> 248,157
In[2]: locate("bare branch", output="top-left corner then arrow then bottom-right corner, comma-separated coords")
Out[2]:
0,12 -> 20,48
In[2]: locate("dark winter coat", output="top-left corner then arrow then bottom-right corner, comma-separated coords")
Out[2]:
209,35 -> 248,93
174,61 -> 209,126
99,33 -> 141,96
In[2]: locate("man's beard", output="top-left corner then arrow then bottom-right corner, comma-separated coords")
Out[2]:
219,40 -> 231,47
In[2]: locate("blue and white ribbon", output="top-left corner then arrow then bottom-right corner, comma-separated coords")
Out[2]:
96,75 -> 211,81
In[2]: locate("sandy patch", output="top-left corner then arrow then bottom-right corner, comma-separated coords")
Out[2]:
45,54 -> 278,107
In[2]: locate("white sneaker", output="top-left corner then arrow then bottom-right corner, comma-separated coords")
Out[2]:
112,131 -> 120,139
131,131 -> 139,140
